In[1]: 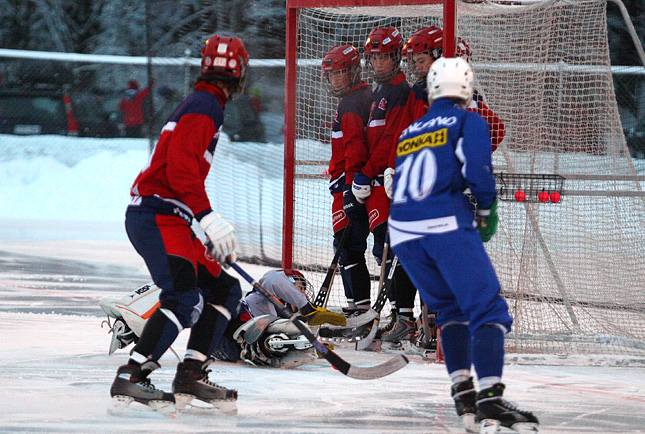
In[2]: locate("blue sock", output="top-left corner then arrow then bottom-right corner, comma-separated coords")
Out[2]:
441,322 -> 472,374
472,324 -> 505,379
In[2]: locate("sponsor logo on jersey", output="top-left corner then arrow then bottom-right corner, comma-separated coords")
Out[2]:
332,210 -> 346,225
368,209 -> 380,226
378,98 -> 387,111
203,249 -> 216,262
397,128 -> 448,157
173,206 -> 192,222
405,115 -> 457,135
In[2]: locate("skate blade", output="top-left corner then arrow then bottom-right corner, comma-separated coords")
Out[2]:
511,422 -> 539,433
479,419 -> 500,434
175,393 -> 238,415
460,413 -> 479,433
109,395 -> 176,418
108,395 -> 134,414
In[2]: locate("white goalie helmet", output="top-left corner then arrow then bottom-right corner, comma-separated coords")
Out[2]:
427,57 -> 474,107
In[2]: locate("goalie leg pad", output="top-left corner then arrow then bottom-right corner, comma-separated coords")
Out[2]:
235,316 -> 315,368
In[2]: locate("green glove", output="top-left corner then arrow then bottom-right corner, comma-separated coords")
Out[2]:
476,198 -> 498,242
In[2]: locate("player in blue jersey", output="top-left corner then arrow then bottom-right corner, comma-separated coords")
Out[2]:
388,58 -> 539,433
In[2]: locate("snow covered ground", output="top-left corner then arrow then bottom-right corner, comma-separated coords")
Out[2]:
1,134 -> 645,433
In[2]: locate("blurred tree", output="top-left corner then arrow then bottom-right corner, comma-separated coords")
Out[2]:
607,0 -> 645,65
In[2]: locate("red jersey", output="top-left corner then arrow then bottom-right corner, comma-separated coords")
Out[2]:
407,82 -> 505,151
468,91 -> 505,152
328,82 -> 372,189
363,71 -> 412,179
130,82 -> 226,221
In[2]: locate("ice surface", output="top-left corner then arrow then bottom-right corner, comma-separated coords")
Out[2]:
1,135 -> 644,433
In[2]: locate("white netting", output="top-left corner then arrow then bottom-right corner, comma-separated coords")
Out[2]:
288,0 -> 645,356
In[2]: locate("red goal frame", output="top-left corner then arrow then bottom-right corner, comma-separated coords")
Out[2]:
282,0 -> 455,268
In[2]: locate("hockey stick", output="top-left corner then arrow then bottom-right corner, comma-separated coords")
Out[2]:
312,221 -> 353,308
354,238 -> 391,350
228,261 -> 408,380
355,254 -> 398,349
325,247 -> 397,331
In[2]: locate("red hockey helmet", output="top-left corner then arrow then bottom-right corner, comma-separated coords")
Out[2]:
363,27 -> 403,83
403,26 -> 443,59
200,34 -> 250,100
402,26 -> 443,82
321,45 -> 362,97
280,269 -> 314,301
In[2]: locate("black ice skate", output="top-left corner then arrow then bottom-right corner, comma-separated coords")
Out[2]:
451,377 -> 478,433
172,359 -> 237,415
476,383 -> 539,433
109,362 -> 175,416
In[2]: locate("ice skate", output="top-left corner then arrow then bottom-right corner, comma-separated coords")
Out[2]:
318,320 -> 373,343
375,311 -> 397,339
412,322 -> 437,358
106,318 -> 137,355
381,316 -> 415,342
476,383 -> 539,433
109,362 -> 175,416
451,377 -> 479,433
172,359 -> 237,415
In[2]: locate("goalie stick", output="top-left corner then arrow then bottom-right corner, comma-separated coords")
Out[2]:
228,260 -> 408,380
312,222 -> 353,308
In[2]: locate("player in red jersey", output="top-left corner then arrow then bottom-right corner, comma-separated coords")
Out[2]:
354,27 -> 418,341
109,34 -> 249,414
322,44 -> 374,315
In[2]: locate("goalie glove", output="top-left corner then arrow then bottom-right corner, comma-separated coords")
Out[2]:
476,198 -> 499,242
299,302 -> 347,327
351,172 -> 372,203
383,167 -> 395,200
199,212 -> 238,264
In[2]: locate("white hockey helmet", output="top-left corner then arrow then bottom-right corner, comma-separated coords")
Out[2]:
427,57 -> 474,107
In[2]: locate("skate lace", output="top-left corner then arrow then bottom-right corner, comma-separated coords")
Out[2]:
200,368 -> 226,390
137,377 -> 158,391
500,398 -> 522,412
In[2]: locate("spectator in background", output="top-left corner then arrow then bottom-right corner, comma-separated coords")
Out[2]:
119,79 -> 151,137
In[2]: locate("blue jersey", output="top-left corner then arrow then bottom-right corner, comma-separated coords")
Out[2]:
388,97 -> 496,247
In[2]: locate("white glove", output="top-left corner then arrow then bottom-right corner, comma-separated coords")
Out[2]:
199,212 -> 238,265
351,172 -> 372,204
384,167 -> 395,200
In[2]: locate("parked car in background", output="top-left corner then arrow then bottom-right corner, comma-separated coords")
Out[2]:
0,86 -> 122,138
0,87 -> 76,136
71,90 -> 121,138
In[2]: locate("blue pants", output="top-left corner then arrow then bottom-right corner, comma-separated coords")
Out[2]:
391,228 -> 512,333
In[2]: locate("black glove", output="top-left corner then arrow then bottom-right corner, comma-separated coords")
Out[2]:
342,184 -> 362,221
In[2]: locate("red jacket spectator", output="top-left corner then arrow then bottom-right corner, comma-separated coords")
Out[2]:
119,80 -> 151,137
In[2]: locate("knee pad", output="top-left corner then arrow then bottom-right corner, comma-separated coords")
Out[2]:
160,288 -> 204,328
198,265 -> 242,315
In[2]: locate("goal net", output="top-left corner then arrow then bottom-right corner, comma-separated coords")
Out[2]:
285,0 -> 645,356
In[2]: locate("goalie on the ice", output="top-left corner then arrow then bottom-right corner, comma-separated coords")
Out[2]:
100,268 -> 346,368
